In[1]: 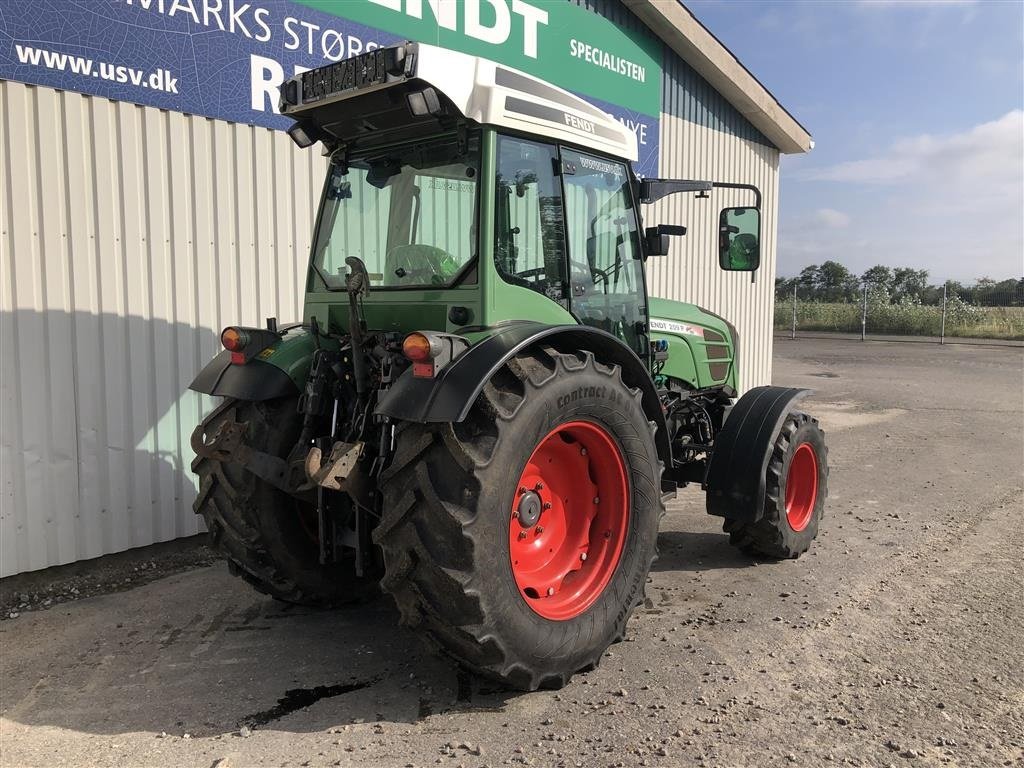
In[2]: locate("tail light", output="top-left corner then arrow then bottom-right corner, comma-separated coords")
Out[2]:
402,332 -> 441,377
401,331 -> 469,379
221,327 -> 250,364
220,325 -> 281,365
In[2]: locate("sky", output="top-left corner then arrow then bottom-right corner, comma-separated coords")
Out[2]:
686,0 -> 1024,283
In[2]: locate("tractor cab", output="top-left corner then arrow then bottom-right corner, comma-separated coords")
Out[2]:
281,42 -> 764,385
282,42 -> 656,362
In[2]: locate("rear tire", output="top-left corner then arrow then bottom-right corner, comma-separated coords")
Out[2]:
374,346 -> 663,691
725,411 -> 828,558
192,397 -> 382,606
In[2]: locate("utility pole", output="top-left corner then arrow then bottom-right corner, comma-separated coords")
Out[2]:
791,283 -> 797,340
861,283 -> 868,342
940,283 -> 947,345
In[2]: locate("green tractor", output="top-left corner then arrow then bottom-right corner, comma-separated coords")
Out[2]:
190,42 -> 828,691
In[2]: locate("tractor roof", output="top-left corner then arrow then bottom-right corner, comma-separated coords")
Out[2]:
279,42 -> 638,162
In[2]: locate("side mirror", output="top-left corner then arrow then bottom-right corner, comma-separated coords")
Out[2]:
644,225 -> 687,258
646,232 -> 670,257
718,207 -> 760,271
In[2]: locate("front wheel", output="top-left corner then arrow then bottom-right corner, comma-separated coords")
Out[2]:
725,411 -> 828,558
374,346 -> 663,691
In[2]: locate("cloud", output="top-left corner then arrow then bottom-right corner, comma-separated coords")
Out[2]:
796,110 -> 1023,186
856,0 -> 977,7
813,208 -> 851,229
779,111 -> 1024,282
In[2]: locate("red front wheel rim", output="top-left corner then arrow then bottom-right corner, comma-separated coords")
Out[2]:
785,442 -> 819,532
508,420 -> 629,621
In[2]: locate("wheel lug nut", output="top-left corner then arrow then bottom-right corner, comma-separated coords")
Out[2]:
518,531 -> 528,540
535,526 -> 544,534
519,486 -> 529,494
543,502 -> 552,510
580,552 -> 588,561
546,587 -> 555,596
535,482 -> 544,490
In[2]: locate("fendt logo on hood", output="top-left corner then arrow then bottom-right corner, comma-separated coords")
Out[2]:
368,0 -> 549,58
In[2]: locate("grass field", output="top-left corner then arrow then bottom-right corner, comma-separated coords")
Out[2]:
774,300 -> 1024,340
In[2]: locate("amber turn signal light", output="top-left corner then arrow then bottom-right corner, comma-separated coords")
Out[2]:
221,327 -> 249,352
402,332 -> 435,362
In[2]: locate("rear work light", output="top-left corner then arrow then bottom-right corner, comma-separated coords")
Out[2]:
401,331 -> 470,379
406,87 -> 442,117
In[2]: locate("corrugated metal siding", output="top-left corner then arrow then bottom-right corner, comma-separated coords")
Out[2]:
2,2 -> 782,575
0,79 -> 327,576
574,0 -> 781,389
648,54 -> 781,391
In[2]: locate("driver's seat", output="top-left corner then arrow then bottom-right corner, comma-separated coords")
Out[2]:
382,244 -> 457,286
729,233 -> 757,270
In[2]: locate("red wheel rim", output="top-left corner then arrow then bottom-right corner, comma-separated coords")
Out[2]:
508,420 -> 629,621
785,443 -> 819,532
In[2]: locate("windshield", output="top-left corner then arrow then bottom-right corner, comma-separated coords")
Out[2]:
310,133 -> 480,290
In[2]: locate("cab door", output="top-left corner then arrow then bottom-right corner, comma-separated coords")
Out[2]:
560,148 -> 649,361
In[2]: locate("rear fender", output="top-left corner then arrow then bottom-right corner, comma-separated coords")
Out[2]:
189,324 -> 313,401
705,386 -> 811,523
375,323 -> 671,467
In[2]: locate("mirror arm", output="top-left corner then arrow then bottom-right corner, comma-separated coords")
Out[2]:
711,181 -> 762,210
640,180 -> 762,210
649,224 -> 687,237
639,179 -> 713,204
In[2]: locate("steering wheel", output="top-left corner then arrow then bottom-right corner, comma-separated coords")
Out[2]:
514,266 -> 548,283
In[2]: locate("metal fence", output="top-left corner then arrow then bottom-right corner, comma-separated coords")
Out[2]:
774,283 -> 1024,345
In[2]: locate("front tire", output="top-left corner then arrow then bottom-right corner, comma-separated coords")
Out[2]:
374,346 -> 663,690
725,412 -> 828,558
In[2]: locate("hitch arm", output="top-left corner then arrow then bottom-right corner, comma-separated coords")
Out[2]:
191,418 -> 306,495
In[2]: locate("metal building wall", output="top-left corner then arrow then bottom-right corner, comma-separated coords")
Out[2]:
574,0 -> 781,389
2,4 -> 782,576
0,80 -> 327,577
648,56 -> 781,391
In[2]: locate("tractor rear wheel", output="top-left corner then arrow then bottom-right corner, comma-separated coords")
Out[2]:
725,411 -> 828,558
192,397 -> 382,606
374,346 -> 663,691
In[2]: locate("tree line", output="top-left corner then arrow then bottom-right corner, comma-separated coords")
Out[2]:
775,261 -> 1024,306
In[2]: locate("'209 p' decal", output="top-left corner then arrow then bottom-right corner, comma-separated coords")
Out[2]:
649,318 -> 704,338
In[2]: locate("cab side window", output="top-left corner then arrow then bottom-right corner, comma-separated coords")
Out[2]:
494,136 -> 566,302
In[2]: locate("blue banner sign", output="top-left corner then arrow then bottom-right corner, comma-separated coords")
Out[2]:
0,0 -> 660,175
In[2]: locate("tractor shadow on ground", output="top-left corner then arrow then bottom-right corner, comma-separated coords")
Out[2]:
1,529 -> 757,740
652,530 -> 758,573
0,564 -> 524,738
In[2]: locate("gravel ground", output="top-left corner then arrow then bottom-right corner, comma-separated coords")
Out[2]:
0,537 -> 216,621
1,337 -> 1021,768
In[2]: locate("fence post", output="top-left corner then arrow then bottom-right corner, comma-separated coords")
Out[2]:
861,283 -> 868,341
940,283 -> 947,345
791,284 -> 797,340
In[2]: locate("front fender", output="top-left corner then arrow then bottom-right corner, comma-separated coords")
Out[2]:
375,323 -> 672,467
705,386 -> 811,523
189,324 -> 314,401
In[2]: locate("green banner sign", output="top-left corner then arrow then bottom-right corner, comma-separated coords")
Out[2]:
293,0 -> 663,117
